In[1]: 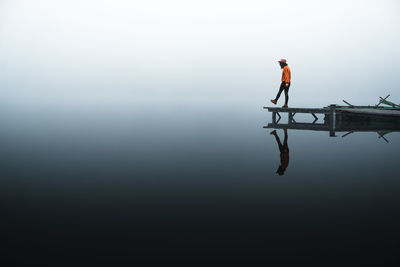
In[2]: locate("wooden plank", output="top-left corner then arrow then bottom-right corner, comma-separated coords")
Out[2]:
263,123 -> 400,133
265,105 -> 400,115
341,131 -> 354,138
264,107 -> 328,113
342,100 -> 354,107
264,123 -> 329,131
376,94 -> 390,107
338,108 -> 400,117
311,113 -> 318,120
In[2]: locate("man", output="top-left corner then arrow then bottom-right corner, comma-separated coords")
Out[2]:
270,129 -> 289,176
271,59 -> 291,108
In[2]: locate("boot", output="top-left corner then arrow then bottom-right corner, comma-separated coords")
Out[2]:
270,130 -> 277,135
282,104 -> 288,108
270,99 -> 277,104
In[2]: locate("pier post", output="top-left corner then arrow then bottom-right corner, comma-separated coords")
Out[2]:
272,112 -> 276,124
329,104 -> 336,137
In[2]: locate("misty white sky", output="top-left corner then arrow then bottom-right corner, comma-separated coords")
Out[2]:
0,0 -> 399,106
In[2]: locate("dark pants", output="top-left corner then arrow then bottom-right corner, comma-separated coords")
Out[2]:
275,81 -> 290,105
274,129 -> 289,154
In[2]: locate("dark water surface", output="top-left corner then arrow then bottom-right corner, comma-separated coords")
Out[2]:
3,102 -> 400,264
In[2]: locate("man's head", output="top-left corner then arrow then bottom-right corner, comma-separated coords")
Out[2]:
278,59 -> 287,69
276,165 -> 285,176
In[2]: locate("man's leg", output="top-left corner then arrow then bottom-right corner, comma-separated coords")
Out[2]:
271,130 -> 284,153
283,129 -> 288,148
284,86 -> 290,106
275,82 -> 285,101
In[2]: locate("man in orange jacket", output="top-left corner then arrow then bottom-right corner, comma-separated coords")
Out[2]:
270,129 -> 289,176
271,59 -> 291,108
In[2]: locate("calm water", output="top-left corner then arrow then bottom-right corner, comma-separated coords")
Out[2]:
3,101 -> 400,264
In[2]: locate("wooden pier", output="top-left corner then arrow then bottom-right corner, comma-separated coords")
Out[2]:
263,104 -> 400,139
264,105 -> 338,136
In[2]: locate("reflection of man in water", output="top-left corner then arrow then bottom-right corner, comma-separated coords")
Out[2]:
270,129 -> 289,176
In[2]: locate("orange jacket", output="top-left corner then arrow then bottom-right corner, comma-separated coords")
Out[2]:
281,65 -> 291,83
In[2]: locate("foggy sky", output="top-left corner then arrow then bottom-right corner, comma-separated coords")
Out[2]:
1,0 -> 399,107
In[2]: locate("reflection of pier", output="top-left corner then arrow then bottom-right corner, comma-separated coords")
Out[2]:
264,105 -> 400,141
